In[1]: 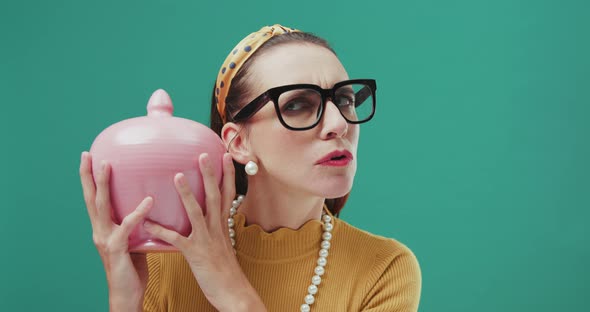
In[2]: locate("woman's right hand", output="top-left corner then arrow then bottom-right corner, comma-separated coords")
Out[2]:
80,151 -> 154,311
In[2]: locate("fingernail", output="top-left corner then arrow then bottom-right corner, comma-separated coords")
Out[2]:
143,220 -> 153,229
202,154 -> 210,166
177,173 -> 186,186
101,160 -> 107,170
140,196 -> 153,211
81,152 -> 86,162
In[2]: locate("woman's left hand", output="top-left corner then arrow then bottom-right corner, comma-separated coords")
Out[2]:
143,152 -> 265,312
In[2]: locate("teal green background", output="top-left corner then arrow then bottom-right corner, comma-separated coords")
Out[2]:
1,0 -> 588,310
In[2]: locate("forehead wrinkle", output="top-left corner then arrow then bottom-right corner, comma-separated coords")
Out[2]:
249,44 -> 348,91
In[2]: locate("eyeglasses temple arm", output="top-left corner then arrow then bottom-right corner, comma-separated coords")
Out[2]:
355,86 -> 372,107
231,94 -> 269,122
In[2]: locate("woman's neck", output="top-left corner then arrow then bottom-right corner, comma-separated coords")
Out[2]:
237,178 -> 325,233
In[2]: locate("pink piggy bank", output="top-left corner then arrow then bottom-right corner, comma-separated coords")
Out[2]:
89,89 -> 225,252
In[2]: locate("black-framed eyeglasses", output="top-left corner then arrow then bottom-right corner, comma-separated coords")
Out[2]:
231,79 -> 377,131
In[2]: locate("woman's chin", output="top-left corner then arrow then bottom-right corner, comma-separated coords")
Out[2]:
317,180 -> 354,199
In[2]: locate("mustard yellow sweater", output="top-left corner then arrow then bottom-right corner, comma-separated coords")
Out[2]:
143,209 -> 421,311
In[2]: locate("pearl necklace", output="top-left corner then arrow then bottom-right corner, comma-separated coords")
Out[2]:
228,195 -> 334,312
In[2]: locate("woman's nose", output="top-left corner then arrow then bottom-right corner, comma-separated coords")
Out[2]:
319,101 -> 348,139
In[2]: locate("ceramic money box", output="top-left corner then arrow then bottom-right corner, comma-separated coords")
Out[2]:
89,89 -> 225,252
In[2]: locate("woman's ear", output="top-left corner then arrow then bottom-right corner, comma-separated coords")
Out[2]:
221,122 -> 252,165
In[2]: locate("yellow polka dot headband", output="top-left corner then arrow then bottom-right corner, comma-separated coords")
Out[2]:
215,24 -> 300,123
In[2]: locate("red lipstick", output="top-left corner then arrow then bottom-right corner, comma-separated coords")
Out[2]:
316,150 -> 353,167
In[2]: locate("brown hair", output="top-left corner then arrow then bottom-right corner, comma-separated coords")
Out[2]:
209,31 -> 349,217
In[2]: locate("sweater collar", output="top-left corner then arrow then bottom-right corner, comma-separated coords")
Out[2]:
232,205 -> 337,261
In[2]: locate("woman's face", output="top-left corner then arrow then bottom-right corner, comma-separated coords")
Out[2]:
243,43 -> 359,199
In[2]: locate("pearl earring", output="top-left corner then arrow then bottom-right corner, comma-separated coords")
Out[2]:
245,161 -> 258,175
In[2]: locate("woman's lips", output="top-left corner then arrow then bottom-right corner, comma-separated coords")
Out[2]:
318,158 -> 352,166
316,150 -> 353,166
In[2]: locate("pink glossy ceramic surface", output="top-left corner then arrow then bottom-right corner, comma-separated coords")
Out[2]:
89,89 -> 225,252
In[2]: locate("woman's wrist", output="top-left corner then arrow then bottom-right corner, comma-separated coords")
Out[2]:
212,265 -> 266,312
104,255 -> 147,312
217,288 -> 266,312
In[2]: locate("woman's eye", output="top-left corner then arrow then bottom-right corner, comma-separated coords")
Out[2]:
284,100 -> 314,112
336,95 -> 354,107
285,102 -> 303,111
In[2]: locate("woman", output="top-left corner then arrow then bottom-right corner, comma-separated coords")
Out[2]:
80,24 -> 421,311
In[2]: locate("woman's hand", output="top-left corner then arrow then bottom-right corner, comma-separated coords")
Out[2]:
80,151 -> 154,311
143,153 -> 266,312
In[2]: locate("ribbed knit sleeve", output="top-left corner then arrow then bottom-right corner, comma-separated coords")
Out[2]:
360,242 -> 422,312
143,253 -> 164,312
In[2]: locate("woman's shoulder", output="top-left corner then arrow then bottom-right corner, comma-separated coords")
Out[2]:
333,217 -> 422,310
332,216 -> 421,284
333,216 -> 418,261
